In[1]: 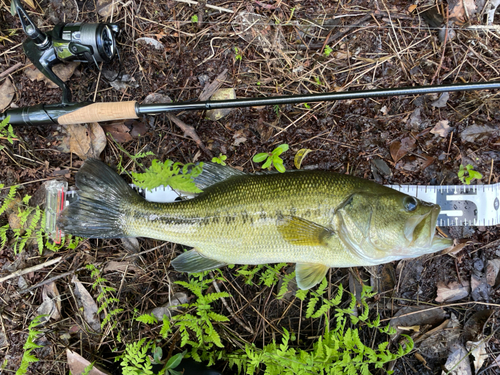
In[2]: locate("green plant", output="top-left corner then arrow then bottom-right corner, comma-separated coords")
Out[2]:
234,47 -> 242,61
211,153 -> 227,166
303,103 -> 311,109
0,116 -> 16,147
314,76 -> 322,86
252,144 -> 289,173
16,315 -> 46,375
86,264 -> 124,336
191,15 -> 198,23
120,274 -> 229,372
107,134 -> 155,173
227,284 -> 412,375
273,104 -> 280,116
173,276 -> 230,355
81,363 -> 95,375
124,273 -> 412,375
235,263 -> 287,287
323,45 -> 333,57
131,160 -> 204,193
458,164 -> 482,184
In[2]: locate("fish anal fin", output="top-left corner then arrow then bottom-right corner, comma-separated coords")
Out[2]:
295,263 -> 329,290
278,216 -> 334,246
171,249 -> 227,273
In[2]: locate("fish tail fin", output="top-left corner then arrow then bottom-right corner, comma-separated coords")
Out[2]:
58,159 -> 140,238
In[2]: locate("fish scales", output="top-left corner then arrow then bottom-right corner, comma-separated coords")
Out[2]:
124,171 -> 362,266
59,159 -> 452,290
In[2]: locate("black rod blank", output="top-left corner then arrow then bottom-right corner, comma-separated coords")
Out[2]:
136,81 -> 500,115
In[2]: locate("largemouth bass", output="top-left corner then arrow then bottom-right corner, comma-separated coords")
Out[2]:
59,159 -> 452,289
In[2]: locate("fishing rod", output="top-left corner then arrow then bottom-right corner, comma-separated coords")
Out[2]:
2,0 -> 500,127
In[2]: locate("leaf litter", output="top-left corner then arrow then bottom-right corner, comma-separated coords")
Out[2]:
2,0 -> 500,373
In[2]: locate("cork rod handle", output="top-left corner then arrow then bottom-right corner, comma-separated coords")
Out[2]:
58,101 -> 138,125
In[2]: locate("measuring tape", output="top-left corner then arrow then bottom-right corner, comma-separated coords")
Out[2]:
45,181 -> 500,243
386,183 -> 500,227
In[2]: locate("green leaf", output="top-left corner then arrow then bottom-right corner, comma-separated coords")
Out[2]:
273,144 -> 289,155
153,347 -> 163,364
132,160 -> 203,193
469,170 -> 483,179
252,153 -> 269,163
324,45 -> 333,57
165,352 -> 185,370
274,159 -> 286,173
261,157 -> 273,169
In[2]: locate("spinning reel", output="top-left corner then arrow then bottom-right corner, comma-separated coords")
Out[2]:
12,0 -> 120,104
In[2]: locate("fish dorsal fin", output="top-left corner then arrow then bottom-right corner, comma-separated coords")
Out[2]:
194,162 -> 247,190
277,216 -> 335,246
171,249 -> 227,273
295,263 -> 329,290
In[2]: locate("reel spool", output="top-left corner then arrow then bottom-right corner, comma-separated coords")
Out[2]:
12,0 -> 120,104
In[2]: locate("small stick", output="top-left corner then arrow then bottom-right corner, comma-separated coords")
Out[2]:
174,0 -> 233,13
199,69 -> 228,101
0,62 -> 23,79
14,267 -> 87,296
431,7 -> 450,85
211,276 -> 254,335
166,113 -> 213,158
0,256 -> 62,283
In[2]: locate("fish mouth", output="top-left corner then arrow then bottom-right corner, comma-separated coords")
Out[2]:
404,204 -> 442,249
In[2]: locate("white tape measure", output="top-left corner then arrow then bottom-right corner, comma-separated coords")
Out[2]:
386,183 -> 500,227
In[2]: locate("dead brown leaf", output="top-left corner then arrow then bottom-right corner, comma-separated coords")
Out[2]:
25,62 -> 80,88
390,137 -> 416,162
97,0 -> 118,18
449,0 -> 477,23
442,343 -> 472,374
419,314 -> 461,359
151,292 -> 190,320
36,282 -> 61,322
466,338 -> 488,372
435,280 -> 470,303
0,77 -> 15,111
103,260 -> 142,274
486,259 -> 500,287
57,123 -> 106,160
101,122 -> 133,143
67,349 -> 111,375
431,120 -> 452,138
72,276 -> 101,332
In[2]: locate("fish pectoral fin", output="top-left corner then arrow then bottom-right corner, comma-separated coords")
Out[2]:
171,249 -> 227,273
277,216 -> 334,246
295,263 -> 329,290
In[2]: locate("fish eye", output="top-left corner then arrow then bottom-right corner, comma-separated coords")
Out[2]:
404,196 -> 418,212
